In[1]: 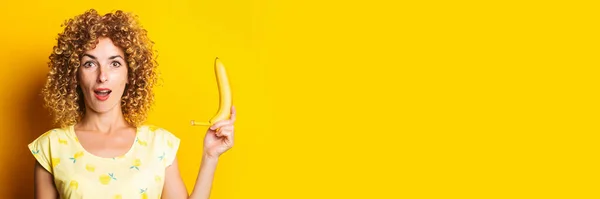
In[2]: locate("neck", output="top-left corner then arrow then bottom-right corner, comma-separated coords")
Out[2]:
77,105 -> 131,133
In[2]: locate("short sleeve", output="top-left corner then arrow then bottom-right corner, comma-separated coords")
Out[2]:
27,131 -> 53,173
158,128 -> 181,167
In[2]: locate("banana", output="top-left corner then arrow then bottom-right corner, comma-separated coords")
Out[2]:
191,57 -> 233,126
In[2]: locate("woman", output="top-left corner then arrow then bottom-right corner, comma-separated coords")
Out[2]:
27,9 -> 235,199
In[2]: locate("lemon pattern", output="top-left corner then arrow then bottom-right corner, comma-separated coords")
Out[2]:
112,154 -> 126,160
58,138 -> 68,145
140,188 -> 148,199
167,140 -> 174,149
130,159 -> 141,170
31,149 -> 40,158
136,137 -> 148,146
69,180 -> 79,190
86,164 -> 96,172
27,124 -> 181,198
69,151 -> 84,163
52,157 -> 61,168
158,152 -> 165,161
99,173 -> 117,185
148,125 -> 159,132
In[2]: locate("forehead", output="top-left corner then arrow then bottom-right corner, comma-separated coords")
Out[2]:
84,37 -> 124,57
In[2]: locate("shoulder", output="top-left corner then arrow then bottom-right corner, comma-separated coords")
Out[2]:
142,124 -> 178,138
139,124 -> 181,145
140,125 -> 181,166
29,126 -> 70,145
28,126 -> 72,173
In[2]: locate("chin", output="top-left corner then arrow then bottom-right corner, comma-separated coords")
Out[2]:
88,102 -> 120,113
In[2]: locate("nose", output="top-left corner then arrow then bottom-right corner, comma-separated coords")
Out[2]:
97,66 -> 108,83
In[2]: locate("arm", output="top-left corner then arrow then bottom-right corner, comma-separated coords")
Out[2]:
162,155 -> 219,199
190,155 -> 219,199
162,106 -> 236,199
33,162 -> 58,199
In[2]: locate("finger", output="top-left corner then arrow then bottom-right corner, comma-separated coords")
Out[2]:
222,129 -> 234,147
230,105 -> 236,122
216,131 -> 232,139
210,119 -> 232,130
216,126 -> 234,137
220,126 -> 234,134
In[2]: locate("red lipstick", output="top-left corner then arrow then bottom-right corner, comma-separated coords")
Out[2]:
93,88 -> 112,101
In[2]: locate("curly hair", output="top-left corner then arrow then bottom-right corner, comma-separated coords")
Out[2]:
42,9 -> 159,128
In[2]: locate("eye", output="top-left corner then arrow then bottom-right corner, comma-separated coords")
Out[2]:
82,61 -> 95,68
111,61 -> 122,67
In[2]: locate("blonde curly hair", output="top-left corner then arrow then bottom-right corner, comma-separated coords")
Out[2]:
42,9 -> 159,128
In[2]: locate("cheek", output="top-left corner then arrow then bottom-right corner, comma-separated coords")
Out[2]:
78,73 -> 93,89
112,70 -> 129,87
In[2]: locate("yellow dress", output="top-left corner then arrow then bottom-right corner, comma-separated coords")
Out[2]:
28,124 -> 180,199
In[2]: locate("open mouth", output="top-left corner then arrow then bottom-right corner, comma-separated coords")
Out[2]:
94,90 -> 112,96
94,88 -> 112,101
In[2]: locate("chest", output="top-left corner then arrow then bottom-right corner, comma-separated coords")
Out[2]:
51,138 -> 167,198
75,129 -> 137,158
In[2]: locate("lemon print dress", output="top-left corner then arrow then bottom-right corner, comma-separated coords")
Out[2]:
28,125 -> 180,199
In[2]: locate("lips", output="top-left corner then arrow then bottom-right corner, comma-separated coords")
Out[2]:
93,88 -> 112,101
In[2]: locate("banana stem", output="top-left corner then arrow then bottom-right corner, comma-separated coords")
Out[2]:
190,120 -> 212,126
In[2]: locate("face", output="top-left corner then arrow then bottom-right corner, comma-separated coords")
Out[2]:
78,37 -> 128,113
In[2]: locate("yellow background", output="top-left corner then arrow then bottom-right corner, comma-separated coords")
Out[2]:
0,0 -> 598,198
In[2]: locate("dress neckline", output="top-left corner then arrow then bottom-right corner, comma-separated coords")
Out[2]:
67,124 -> 143,160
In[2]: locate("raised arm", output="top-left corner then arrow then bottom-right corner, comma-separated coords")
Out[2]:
162,106 -> 236,199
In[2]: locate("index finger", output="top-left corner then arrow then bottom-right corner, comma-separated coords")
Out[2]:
230,105 -> 236,122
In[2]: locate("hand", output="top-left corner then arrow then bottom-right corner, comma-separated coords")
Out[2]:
203,106 -> 236,159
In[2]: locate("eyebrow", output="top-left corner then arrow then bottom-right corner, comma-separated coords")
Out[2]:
109,55 -> 124,60
82,54 -> 124,60
83,54 -> 96,59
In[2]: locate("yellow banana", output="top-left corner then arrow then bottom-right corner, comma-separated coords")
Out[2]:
191,57 -> 233,126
